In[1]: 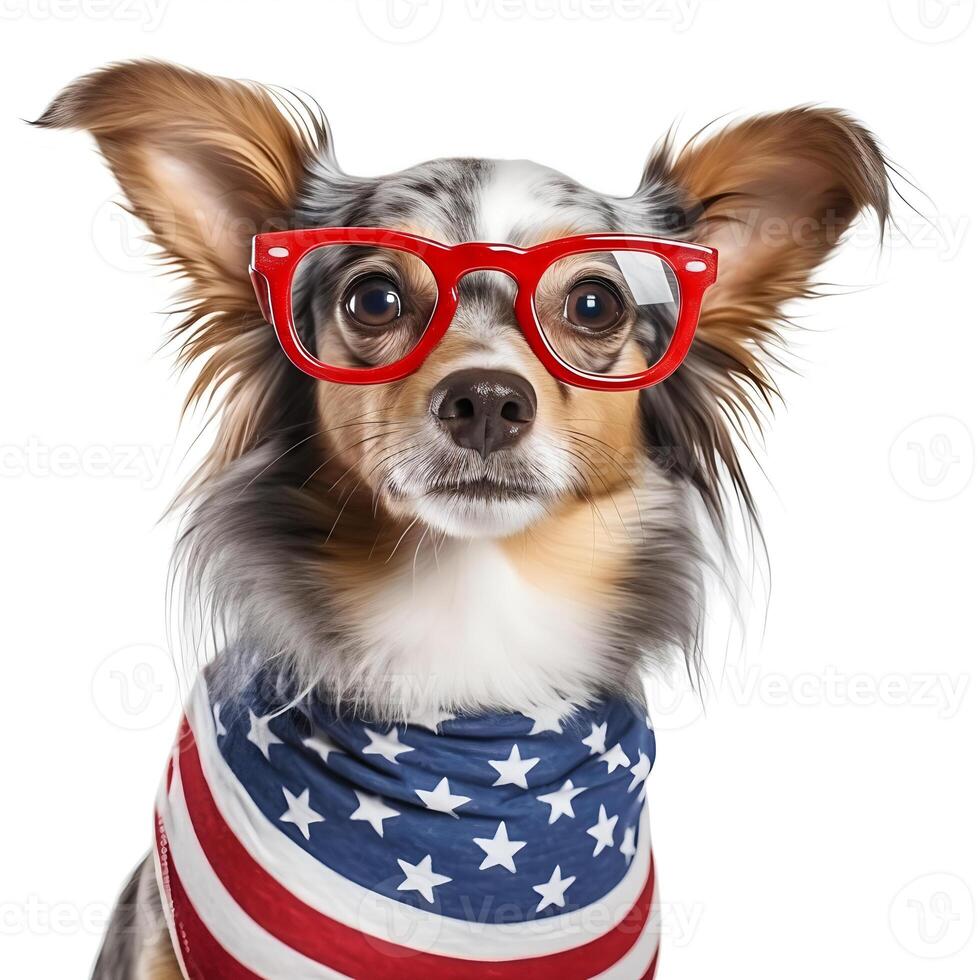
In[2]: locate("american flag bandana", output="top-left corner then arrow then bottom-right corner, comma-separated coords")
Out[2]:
154,670 -> 660,978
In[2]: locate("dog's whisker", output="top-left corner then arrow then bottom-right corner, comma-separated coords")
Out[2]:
235,429 -> 322,497
565,447 -> 637,540
559,430 -> 645,532
386,515 -> 421,565
323,478 -> 365,547
558,453 -> 615,545
319,431 -> 415,494
411,525 -> 430,592
301,427 -> 417,490
365,442 -> 427,516
558,429 -> 637,480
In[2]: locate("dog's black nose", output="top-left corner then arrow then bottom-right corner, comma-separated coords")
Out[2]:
431,369 -> 537,458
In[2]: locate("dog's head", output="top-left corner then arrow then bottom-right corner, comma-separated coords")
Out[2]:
36,62 -> 890,718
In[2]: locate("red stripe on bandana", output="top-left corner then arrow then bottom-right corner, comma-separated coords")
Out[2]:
155,811 -> 261,980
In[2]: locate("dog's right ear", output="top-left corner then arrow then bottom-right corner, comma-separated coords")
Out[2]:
35,61 -> 335,474
34,61 -> 332,474
34,59 -> 326,302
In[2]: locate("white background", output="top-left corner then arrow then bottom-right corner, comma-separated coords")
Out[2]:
1,1 -> 977,977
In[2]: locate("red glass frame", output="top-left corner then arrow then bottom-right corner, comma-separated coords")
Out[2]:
249,228 -> 717,391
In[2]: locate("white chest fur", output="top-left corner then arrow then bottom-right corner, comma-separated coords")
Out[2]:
345,540 -> 611,720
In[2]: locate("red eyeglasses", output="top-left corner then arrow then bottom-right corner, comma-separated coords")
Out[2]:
249,228 -> 717,391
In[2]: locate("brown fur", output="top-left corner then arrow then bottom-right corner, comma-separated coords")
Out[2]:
137,943 -> 183,980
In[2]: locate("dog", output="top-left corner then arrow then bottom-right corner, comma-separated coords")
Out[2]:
35,60 -> 890,979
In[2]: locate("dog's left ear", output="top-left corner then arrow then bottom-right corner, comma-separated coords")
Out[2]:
653,107 -> 890,320
636,108 -> 891,518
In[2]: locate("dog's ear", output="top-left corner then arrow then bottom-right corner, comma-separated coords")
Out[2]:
637,109 -> 891,521
35,61 -> 330,478
34,59 -> 322,297
660,107 -> 889,331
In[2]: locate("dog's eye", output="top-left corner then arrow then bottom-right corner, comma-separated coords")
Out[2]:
344,275 -> 402,327
563,279 -> 624,332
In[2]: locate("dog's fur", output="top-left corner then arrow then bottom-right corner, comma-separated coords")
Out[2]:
35,61 -> 891,978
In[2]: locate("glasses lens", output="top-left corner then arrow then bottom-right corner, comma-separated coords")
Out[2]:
290,244 -> 437,370
534,250 -> 680,376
